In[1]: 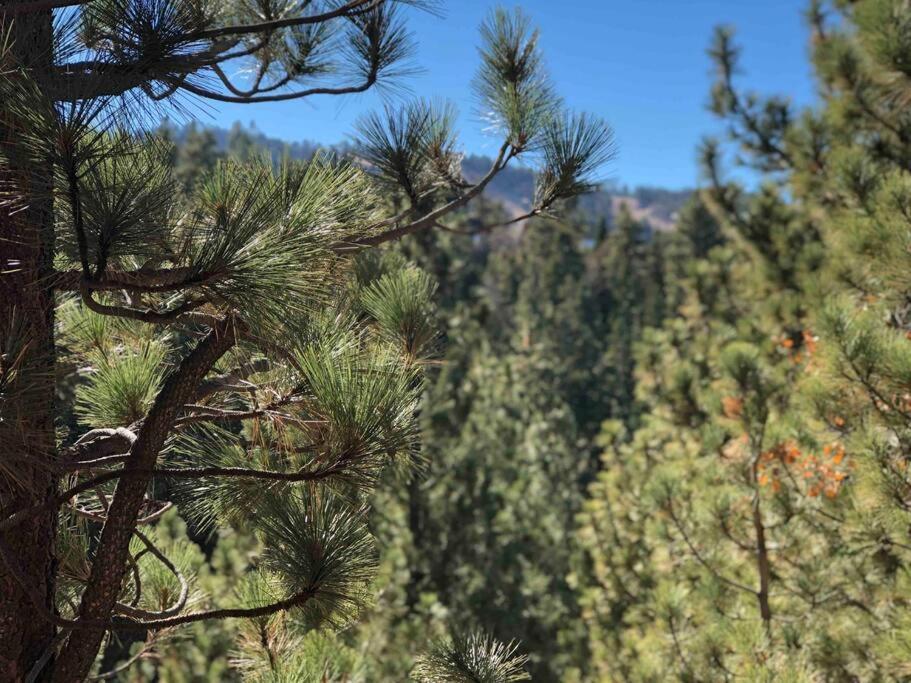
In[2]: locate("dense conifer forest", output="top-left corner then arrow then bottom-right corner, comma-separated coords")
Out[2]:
4,0 -> 911,680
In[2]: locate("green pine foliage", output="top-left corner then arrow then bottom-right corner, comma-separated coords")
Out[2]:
577,1 -> 911,680
412,632 -> 531,683
0,2 -> 616,679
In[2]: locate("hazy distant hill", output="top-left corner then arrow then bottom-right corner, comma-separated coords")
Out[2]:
166,121 -> 691,233
579,186 -> 693,233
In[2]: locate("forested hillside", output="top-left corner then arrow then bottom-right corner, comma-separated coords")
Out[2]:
162,121 -> 690,234
120,120 -> 680,680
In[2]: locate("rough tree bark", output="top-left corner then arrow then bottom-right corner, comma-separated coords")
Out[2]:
0,5 -> 58,679
51,317 -> 239,682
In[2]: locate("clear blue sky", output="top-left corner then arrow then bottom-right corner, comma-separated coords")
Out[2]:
203,1 -> 816,190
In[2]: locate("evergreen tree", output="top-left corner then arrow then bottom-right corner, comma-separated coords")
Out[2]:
175,123 -> 221,193
588,205 -> 669,432
340,175 -> 701,680
0,2 -> 612,679
578,1 -> 911,679
227,123 -> 258,163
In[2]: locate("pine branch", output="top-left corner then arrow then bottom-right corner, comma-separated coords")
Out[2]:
339,141 -> 512,250
154,462 -> 350,483
122,588 -> 317,631
60,427 -> 136,464
53,314 -> 241,680
80,286 -> 205,324
171,69 -> 378,103
113,530 -> 188,621
54,267 -> 223,293
187,0 -> 379,42
431,210 -> 539,236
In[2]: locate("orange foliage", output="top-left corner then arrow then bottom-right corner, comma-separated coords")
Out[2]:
756,440 -> 848,500
778,329 -> 818,366
722,396 -> 744,419
802,330 -> 818,355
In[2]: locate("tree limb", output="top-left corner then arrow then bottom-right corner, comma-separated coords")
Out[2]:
114,530 -> 188,621
80,285 -> 206,324
61,428 -> 136,464
52,314 -> 241,681
336,141 -> 513,251
186,0 -> 379,42
171,70 -> 378,103
195,358 -> 271,400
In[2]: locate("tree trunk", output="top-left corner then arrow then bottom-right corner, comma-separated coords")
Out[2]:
51,317 -> 238,682
0,6 -> 59,680
752,494 -> 773,635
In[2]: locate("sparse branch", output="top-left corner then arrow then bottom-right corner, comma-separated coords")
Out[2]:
80,286 -> 206,325
210,64 -> 295,99
120,587 -> 317,631
171,70 -> 378,104
339,141 -> 512,250
187,0 -> 379,42
432,210 -> 539,236
666,500 -> 756,596
114,530 -> 188,620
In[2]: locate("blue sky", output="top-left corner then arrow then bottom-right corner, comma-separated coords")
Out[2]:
204,1 -> 817,190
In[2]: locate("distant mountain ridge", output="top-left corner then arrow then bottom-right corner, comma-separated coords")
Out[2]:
164,121 -> 692,233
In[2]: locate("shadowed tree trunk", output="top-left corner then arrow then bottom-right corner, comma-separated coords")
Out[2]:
0,5 -> 58,679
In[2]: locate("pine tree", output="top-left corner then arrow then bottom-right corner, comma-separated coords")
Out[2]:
576,2 -> 911,678
588,205 -> 668,432
0,2 -> 613,679
226,122 -> 258,163
175,123 -> 221,193
342,207 -> 651,680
